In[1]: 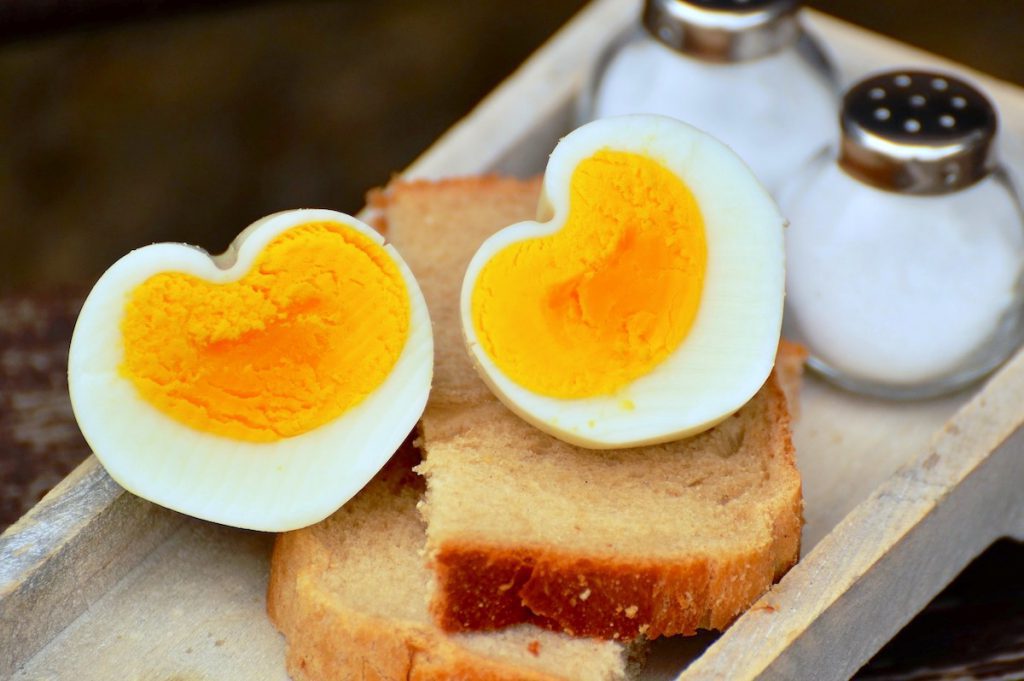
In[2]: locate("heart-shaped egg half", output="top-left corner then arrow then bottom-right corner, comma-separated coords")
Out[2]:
69,209 -> 432,531
461,115 -> 784,448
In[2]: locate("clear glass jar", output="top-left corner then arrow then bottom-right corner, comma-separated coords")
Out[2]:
583,0 -> 838,195
780,71 -> 1024,399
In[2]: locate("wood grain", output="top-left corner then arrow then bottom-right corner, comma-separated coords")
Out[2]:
857,539 -> 1024,680
11,518 -> 285,681
685,350 -> 1024,680
0,291 -> 183,678
0,456 -> 183,677
0,293 -> 89,527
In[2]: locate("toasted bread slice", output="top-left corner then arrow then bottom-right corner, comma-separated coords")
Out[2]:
267,441 -> 644,681
381,176 -> 803,641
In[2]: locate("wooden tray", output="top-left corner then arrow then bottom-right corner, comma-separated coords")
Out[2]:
4,1 -> 1024,679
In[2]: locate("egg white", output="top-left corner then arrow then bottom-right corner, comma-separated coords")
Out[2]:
69,209 -> 433,531
460,115 -> 784,449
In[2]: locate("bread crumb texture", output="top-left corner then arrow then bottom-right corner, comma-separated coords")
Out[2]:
471,150 -> 706,397
121,221 -> 409,442
267,441 -> 643,681
384,176 -> 803,641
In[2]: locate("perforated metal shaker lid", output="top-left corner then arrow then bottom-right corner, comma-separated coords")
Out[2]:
643,0 -> 802,62
839,71 -> 998,195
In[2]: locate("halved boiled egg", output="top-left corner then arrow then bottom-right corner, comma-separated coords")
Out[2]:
69,209 -> 432,531
461,115 -> 784,449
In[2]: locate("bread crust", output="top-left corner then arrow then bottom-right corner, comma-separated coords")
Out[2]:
426,370 -> 803,641
268,512 -> 592,681
267,442 -> 640,680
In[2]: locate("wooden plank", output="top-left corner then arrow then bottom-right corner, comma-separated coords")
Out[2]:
1013,500 -> 1024,543
12,519 -> 284,681
794,378 -> 965,549
684,347 -> 1024,680
0,457 -> 183,677
0,292 -> 90,529
855,538 -> 1024,681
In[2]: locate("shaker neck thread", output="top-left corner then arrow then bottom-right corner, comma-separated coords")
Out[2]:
642,0 -> 802,63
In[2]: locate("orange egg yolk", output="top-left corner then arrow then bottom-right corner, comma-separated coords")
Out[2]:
471,150 -> 707,398
120,221 -> 410,442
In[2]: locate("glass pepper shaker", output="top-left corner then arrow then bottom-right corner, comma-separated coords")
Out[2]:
583,0 -> 838,194
781,71 -> 1024,399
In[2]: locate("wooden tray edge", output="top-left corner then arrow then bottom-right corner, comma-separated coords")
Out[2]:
0,457 -> 183,676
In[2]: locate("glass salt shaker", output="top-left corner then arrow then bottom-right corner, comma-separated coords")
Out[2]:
781,71 -> 1024,399
583,0 -> 838,194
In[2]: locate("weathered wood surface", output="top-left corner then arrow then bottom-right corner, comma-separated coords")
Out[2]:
0,294 -> 89,527
858,539 -> 1024,681
10,519 -> 283,681
3,0 -> 1024,679
0,456 -> 183,677
685,349 -> 1024,680
0,293 -> 186,676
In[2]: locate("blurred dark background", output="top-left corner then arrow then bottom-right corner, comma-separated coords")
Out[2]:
0,2 -> 1023,679
0,0 -> 1022,293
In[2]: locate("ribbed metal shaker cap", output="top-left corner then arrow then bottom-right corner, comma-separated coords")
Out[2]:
839,71 -> 998,195
643,0 -> 802,62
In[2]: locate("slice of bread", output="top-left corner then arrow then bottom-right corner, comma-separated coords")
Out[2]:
267,440 -> 644,680
381,176 -> 803,641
